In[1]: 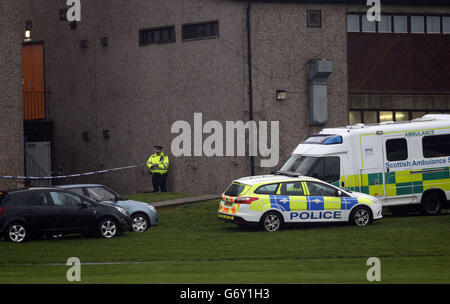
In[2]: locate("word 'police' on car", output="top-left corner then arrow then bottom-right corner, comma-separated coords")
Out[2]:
217,175 -> 382,232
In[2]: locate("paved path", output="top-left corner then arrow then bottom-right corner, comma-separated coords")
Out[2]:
150,194 -> 221,208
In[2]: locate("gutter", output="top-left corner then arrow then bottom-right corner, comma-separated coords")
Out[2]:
246,1 -> 255,176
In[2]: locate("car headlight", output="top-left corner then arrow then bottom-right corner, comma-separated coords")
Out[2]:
114,206 -> 129,216
147,204 -> 156,212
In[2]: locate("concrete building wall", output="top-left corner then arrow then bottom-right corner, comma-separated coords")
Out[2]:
0,0 -> 28,190
29,0 -> 251,194
250,2 -> 349,169
28,0 -> 351,195
21,0 -> 449,195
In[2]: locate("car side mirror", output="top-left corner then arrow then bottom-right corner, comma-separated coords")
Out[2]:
80,201 -> 88,208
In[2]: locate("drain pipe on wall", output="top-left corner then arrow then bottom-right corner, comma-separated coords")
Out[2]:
247,1 -> 255,176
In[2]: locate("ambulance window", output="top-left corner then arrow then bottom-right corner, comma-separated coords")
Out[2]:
423,134 -> 450,158
224,183 -> 246,197
280,182 -> 305,196
386,138 -> 408,161
254,183 -> 279,195
306,182 -> 339,197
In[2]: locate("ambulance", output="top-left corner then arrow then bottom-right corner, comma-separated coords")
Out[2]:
278,114 -> 450,215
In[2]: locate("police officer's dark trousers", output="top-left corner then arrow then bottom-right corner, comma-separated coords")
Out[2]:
152,173 -> 167,192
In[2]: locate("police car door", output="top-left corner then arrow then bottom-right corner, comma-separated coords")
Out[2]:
383,135 -> 413,205
278,181 -> 308,223
304,181 -> 345,222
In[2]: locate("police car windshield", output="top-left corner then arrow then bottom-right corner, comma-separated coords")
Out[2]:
279,156 -> 340,183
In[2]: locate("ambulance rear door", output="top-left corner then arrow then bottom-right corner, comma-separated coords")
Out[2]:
360,133 -> 384,197
382,134 -> 414,205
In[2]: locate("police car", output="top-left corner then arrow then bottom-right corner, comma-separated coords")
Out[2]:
218,175 -> 382,231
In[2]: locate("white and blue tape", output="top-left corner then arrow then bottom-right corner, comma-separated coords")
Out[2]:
0,164 -> 145,180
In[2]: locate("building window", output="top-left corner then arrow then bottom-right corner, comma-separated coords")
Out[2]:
349,111 -> 362,125
347,14 -> 360,32
347,13 -> 450,34
426,16 -> 441,33
386,138 -> 408,162
307,10 -> 322,28
349,110 -> 450,125
139,26 -> 176,46
362,16 -> 376,32
182,21 -> 219,40
443,17 -> 450,34
393,15 -> 408,33
395,111 -> 409,122
378,15 -> 392,33
379,111 -> 394,123
411,16 -> 425,33
364,111 -> 378,124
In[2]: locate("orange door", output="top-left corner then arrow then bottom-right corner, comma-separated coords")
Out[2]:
22,43 -> 45,120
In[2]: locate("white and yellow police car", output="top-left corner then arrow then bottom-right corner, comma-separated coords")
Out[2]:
218,175 -> 382,231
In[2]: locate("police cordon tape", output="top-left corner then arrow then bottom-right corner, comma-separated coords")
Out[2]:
0,164 -> 145,180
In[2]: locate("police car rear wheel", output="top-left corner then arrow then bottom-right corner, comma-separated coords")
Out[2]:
350,206 -> 372,227
261,211 -> 283,232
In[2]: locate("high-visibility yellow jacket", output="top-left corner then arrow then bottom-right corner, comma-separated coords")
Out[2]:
146,153 -> 169,174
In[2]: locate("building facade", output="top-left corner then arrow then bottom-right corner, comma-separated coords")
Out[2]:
1,0 -> 449,194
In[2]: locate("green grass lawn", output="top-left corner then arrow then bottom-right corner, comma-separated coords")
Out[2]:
0,197 -> 449,284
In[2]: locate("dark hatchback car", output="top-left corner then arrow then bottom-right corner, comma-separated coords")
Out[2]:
0,188 -> 131,243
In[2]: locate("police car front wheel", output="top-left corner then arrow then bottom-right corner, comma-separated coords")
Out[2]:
261,211 -> 283,232
350,206 -> 372,227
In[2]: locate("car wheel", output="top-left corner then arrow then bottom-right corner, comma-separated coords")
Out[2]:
350,206 -> 372,227
261,211 -> 283,232
98,218 -> 118,238
6,222 -> 29,243
131,213 -> 149,232
421,192 -> 443,216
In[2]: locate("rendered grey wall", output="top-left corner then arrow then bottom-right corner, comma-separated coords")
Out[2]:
250,2 -> 349,171
29,0 -> 251,194
25,0 -> 353,194
0,0 -> 28,190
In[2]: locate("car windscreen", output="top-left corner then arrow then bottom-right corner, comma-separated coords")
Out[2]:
279,156 -> 340,183
86,186 -> 118,202
224,183 -> 247,197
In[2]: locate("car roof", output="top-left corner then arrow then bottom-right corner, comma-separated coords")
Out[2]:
1,187 -> 75,194
57,184 -> 103,188
233,174 -> 322,186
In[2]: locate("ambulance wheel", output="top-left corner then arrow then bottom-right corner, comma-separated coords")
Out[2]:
349,206 -> 372,227
261,211 -> 283,232
421,192 -> 443,216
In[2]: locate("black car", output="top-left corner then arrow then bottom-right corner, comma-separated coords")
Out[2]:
0,188 -> 131,242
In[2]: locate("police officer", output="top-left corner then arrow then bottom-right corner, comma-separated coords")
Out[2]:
146,145 -> 169,192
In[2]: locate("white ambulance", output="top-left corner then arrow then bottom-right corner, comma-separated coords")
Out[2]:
278,114 -> 450,215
